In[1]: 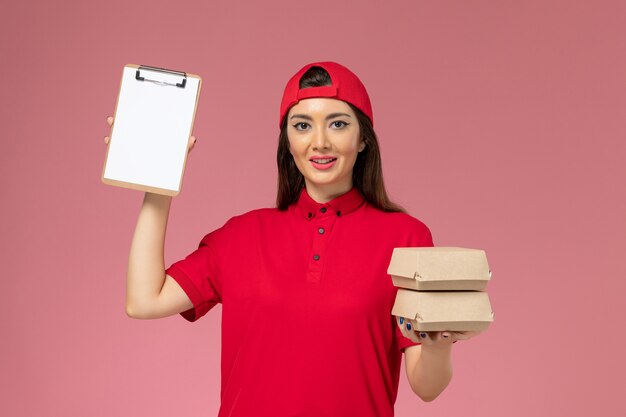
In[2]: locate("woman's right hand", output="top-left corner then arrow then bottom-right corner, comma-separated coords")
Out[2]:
103,116 -> 198,153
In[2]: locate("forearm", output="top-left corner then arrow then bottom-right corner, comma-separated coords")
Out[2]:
125,192 -> 172,316
408,344 -> 453,402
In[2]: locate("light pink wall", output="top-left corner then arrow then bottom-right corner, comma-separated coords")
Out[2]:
2,1 -> 625,416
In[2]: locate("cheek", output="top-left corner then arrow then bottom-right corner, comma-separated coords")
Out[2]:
287,136 -> 308,158
341,130 -> 362,154
343,139 -> 362,156
286,137 -> 296,157
286,140 -> 306,168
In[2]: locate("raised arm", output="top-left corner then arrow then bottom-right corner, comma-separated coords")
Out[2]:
124,192 -> 193,319
104,116 -> 196,319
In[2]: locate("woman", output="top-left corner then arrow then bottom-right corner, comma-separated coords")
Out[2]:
106,61 -> 478,417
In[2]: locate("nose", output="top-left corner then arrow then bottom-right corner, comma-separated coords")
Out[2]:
311,125 -> 330,150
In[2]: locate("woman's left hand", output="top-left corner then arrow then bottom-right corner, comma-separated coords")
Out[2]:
396,316 -> 481,347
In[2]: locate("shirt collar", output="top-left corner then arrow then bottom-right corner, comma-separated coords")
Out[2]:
296,187 -> 365,220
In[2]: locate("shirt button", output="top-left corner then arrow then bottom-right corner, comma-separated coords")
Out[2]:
313,254 -> 320,261
318,227 -> 325,234
336,211 -> 341,216
320,207 -> 327,213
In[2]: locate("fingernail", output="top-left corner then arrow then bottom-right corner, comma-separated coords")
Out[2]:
419,332 -> 427,338
399,317 -> 404,324
406,323 -> 412,331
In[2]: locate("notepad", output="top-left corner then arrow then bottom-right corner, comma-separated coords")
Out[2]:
102,64 -> 202,196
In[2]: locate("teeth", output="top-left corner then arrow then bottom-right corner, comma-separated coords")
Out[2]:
312,158 -> 335,163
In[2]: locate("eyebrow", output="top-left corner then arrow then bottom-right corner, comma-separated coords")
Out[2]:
289,112 -> 353,121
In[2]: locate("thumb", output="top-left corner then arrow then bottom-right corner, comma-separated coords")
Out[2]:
188,135 -> 197,152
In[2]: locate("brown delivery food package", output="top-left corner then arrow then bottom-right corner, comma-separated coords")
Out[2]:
387,247 -> 491,291
392,289 -> 494,332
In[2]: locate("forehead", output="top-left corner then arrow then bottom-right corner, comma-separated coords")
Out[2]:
288,98 -> 355,118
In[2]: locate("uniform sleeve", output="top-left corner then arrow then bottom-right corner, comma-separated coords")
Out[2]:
165,221 -> 230,322
396,221 -> 435,352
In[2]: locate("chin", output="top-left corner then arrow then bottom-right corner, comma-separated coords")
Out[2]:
305,172 -> 337,184
306,175 -> 349,189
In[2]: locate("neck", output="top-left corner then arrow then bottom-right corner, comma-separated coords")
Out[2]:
304,180 -> 353,203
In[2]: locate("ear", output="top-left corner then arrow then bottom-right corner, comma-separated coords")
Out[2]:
358,139 -> 366,153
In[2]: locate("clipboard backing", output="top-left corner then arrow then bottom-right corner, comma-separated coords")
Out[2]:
102,64 -> 202,196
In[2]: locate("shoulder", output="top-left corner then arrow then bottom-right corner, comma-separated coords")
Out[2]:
363,204 -> 430,232
198,207 -> 281,247
225,207 -> 283,227
361,204 -> 433,246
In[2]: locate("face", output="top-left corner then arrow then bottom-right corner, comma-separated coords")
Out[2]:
287,98 -> 365,202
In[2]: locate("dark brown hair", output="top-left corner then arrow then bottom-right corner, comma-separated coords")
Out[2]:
276,66 -> 405,213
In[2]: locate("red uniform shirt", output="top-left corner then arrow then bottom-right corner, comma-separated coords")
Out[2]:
166,187 -> 433,417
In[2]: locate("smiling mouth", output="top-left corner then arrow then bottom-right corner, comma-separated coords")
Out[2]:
310,158 -> 337,164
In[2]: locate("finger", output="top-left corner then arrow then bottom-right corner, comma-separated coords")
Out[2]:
396,316 -> 408,337
406,319 -> 421,343
397,316 -> 409,337
104,136 -> 110,144
107,116 -> 114,126
412,326 -> 434,340
418,331 -> 452,344
397,316 -> 420,343
430,331 -> 451,343
188,135 -> 197,152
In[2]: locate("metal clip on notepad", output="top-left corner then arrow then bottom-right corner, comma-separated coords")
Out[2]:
135,65 -> 187,88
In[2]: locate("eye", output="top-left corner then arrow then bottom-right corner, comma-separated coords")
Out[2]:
292,122 -> 310,131
331,121 -> 349,129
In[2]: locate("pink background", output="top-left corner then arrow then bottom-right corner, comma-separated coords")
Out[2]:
2,1 -> 625,416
